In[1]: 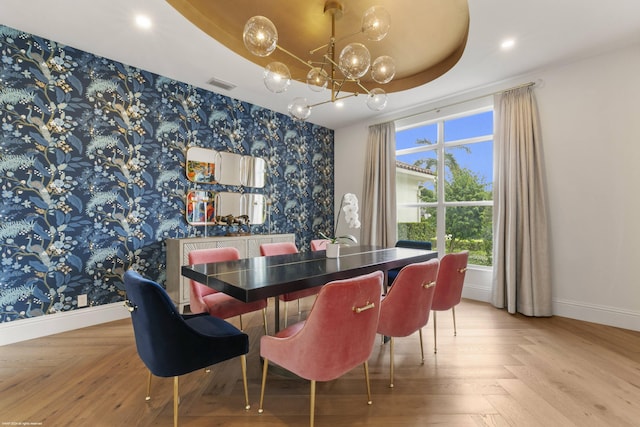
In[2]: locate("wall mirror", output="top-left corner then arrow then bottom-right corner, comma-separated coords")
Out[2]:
242,156 -> 266,188
216,151 -> 243,186
185,191 -> 266,226
216,192 -> 266,225
185,147 -> 266,188
186,147 -> 217,183
186,190 -> 216,225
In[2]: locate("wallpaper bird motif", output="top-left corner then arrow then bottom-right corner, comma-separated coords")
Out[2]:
0,25 -> 335,323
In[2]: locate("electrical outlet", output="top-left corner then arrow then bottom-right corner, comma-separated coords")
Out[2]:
77,294 -> 88,307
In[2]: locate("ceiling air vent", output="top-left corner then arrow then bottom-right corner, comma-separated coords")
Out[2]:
206,77 -> 237,91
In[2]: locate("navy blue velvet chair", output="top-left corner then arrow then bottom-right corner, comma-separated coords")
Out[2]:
123,270 -> 250,427
387,240 -> 433,286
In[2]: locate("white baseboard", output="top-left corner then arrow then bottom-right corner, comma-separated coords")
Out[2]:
462,283 -> 492,303
0,302 -> 130,346
463,289 -> 640,332
462,266 -> 493,303
553,298 -> 640,332
462,266 -> 640,331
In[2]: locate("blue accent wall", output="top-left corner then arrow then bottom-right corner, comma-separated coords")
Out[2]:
0,25 -> 334,322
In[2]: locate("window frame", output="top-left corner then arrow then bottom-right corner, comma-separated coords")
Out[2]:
395,100 -> 494,267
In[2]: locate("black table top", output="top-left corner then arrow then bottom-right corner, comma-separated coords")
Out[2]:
181,245 -> 438,302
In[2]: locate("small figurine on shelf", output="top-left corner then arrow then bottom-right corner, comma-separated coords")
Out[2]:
216,214 -> 252,236
236,215 -> 251,235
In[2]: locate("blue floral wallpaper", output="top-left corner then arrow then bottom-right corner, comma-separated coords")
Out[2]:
0,25 -> 334,323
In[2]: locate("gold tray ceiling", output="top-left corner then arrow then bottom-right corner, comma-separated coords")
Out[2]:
167,0 -> 469,94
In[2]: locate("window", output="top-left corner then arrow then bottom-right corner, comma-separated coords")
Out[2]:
395,102 -> 494,266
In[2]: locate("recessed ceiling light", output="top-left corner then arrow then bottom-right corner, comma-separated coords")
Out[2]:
501,38 -> 516,50
135,14 -> 152,30
335,101 -> 344,108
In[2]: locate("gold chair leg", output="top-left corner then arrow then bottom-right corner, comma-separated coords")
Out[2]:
173,376 -> 179,427
284,301 -> 289,328
258,357 -> 269,414
262,308 -> 269,335
145,370 -> 152,401
389,337 -> 395,388
452,306 -> 457,336
240,355 -> 250,410
419,328 -> 425,365
433,311 -> 438,354
310,379 -> 316,427
239,314 -> 244,331
364,362 -> 373,405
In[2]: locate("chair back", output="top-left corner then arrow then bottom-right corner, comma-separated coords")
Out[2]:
378,259 -> 440,337
310,239 -> 329,251
187,247 -> 240,313
124,270 -> 247,377
395,240 -> 432,250
259,241 -> 298,256
431,251 -> 469,311
263,271 -> 383,382
388,240 -> 434,285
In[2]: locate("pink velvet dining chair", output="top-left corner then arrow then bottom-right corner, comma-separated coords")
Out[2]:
431,250 -> 469,353
259,241 -> 321,327
258,270 -> 383,427
188,247 -> 269,335
310,239 -> 329,251
376,258 -> 439,387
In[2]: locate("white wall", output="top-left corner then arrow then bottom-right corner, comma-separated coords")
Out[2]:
334,130 -> 366,243
335,42 -> 640,331
537,43 -> 640,330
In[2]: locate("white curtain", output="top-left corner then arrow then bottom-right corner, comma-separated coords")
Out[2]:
492,86 -> 552,316
362,122 -> 397,247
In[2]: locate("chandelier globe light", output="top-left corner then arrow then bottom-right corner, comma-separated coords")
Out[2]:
371,55 -> 396,84
243,16 -> 278,56
306,67 -> 329,92
288,97 -> 312,121
361,5 -> 391,41
242,1 -> 396,121
263,62 -> 291,93
338,42 -> 371,79
366,88 -> 388,111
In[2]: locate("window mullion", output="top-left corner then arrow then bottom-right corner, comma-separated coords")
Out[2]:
436,120 -> 446,256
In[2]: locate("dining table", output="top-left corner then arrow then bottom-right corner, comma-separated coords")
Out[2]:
181,244 -> 438,332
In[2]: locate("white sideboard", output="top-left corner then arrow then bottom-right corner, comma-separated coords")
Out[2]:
166,234 -> 296,312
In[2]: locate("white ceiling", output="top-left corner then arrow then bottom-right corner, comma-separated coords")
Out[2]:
1,0 -> 639,130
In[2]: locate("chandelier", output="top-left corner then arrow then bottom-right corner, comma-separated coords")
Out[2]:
242,1 -> 395,121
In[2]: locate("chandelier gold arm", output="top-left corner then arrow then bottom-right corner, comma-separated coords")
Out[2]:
309,92 -> 358,108
243,0 -> 392,120
275,45 -> 313,69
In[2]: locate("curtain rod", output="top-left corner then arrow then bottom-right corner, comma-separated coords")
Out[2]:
385,80 -> 539,125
